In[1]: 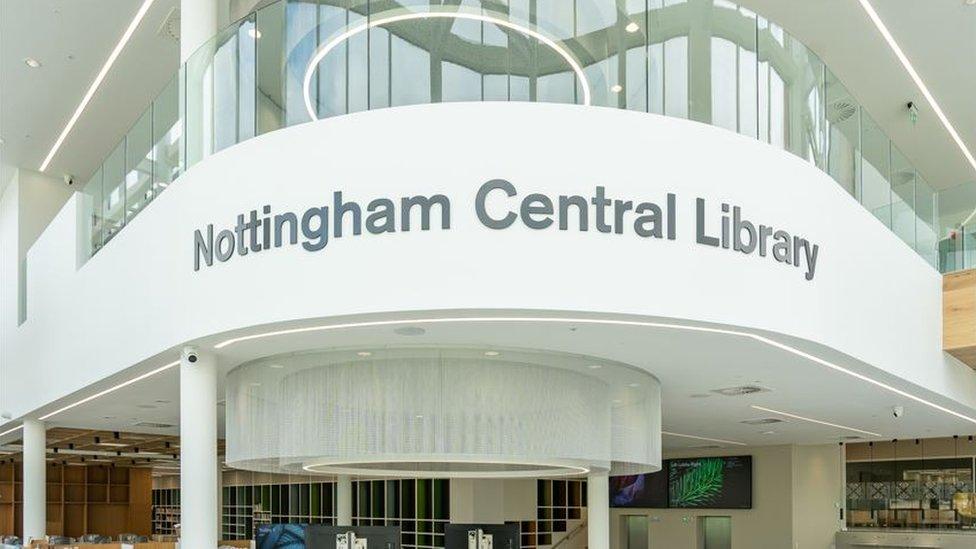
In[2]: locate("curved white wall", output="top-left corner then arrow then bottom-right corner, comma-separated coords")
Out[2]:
0,102 -> 962,422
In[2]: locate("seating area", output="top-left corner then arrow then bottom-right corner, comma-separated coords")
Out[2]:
847,508 -> 962,529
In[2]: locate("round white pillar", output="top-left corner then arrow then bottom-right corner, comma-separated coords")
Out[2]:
180,347 -> 218,549
336,475 -> 352,526
180,0 -> 218,62
587,472 -> 609,549
22,419 -> 46,543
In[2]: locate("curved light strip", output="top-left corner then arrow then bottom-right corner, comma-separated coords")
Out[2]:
750,405 -> 881,438
302,10 -> 591,121
213,316 -> 976,427
40,0 -> 157,172
662,430 -> 746,447
38,360 -> 179,421
301,456 -> 591,478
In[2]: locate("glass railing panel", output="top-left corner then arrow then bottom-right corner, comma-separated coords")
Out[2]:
285,0 -> 321,126
213,22 -> 244,152
889,144 -> 916,251
915,175 -> 938,268
825,69 -> 860,199
697,1 -> 757,138
759,20 -> 825,166
185,34 -> 216,169
573,0 -> 618,108
151,74 -> 182,196
860,109 -> 892,229
256,0 -> 287,135
621,1 -> 648,112
124,106 -> 154,224
312,1 -> 367,118
533,0 -> 577,104
81,168 -> 104,255
102,141 -> 127,244
653,3 -> 689,118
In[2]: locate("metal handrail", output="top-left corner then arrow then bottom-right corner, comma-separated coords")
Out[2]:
550,519 -> 588,549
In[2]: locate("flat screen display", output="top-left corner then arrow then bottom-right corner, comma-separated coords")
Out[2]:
257,524 -> 308,549
610,455 -> 753,509
609,470 -> 667,508
667,456 -> 752,509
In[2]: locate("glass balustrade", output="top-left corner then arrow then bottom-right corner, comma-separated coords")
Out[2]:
78,0 -> 955,272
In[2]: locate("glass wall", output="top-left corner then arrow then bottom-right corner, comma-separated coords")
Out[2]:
846,438 -> 976,531
76,0 -> 947,272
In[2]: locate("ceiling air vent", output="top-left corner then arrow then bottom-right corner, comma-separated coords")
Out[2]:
132,421 -> 175,429
157,7 -> 181,43
711,385 -> 770,397
828,100 -> 858,124
740,418 -> 784,426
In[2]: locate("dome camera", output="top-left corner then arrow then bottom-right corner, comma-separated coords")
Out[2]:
183,347 -> 199,364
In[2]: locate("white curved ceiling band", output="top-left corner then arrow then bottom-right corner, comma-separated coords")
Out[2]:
302,10 -> 592,121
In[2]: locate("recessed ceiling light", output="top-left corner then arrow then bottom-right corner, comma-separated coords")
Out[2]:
248,28 -> 262,39
24,58 -> 41,69
97,442 -> 128,448
587,364 -> 602,370
356,351 -> 372,357
625,22 -> 640,33
484,351 -> 500,357
610,84 -> 623,93
268,364 -> 285,369
761,430 -> 777,435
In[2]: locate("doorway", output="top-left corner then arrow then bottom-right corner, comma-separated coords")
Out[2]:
699,516 -> 731,549
623,515 -> 649,549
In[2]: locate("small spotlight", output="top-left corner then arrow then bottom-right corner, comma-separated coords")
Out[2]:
484,351 -> 500,357
611,84 -> 623,93
356,351 -> 372,357
24,57 -> 41,69
625,21 -> 640,33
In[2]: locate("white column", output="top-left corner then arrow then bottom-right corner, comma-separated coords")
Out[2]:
587,472 -> 609,549
336,475 -> 352,526
22,419 -> 46,543
181,347 -> 218,549
180,0 -> 218,62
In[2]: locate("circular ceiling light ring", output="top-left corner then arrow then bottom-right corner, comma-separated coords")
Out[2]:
301,456 -> 592,478
302,9 -> 592,121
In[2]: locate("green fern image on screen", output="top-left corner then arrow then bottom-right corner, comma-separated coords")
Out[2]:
668,457 -> 725,507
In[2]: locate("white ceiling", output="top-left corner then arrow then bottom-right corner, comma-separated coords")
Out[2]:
1,0 -> 974,193
12,316 -> 975,455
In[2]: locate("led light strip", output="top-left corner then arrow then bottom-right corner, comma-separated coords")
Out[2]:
0,425 -> 22,438
39,0 -> 157,172
750,405 -> 881,437
214,316 -> 976,427
662,430 -> 746,447
856,0 -> 976,177
302,9 -> 591,121
38,360 -> 179,421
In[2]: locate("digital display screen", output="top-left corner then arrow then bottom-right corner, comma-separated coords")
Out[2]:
667,456 -> 752,509
610,455 -> 752,509
257,524 -> 308,549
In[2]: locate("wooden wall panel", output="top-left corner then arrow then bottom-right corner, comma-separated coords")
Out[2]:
944,269 -> 976,367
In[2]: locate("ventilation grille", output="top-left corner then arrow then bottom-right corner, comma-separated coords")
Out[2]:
157,7 -> 180,42
133,421 -> 175,429
828,100 -> 858,123
740,418 -> 785,426
711,385 -> 771,397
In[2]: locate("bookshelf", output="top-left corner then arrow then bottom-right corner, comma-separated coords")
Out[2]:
0,462 -> 152,540
151,488 -> 180,535
519,479 -> 586,549
351,479 -> 449,549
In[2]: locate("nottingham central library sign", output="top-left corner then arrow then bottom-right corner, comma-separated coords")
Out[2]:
193,179 -> 821,281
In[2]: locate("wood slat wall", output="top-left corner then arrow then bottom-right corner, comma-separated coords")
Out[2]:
943,269 -> 976,368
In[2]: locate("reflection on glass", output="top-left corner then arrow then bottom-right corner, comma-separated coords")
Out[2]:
124,108 -> 153,224
825,70 -> 860,198
915,175 -> 938,268
860,111 -> 892,228
890,144 -> 916,251
82,169 -> 104,253
152,75 -> 181,197
102,142 -> 126,244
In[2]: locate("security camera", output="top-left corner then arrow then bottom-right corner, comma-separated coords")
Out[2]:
892,406 -> 904,418
183,347 -> 199,364
63,174 -> 74,186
